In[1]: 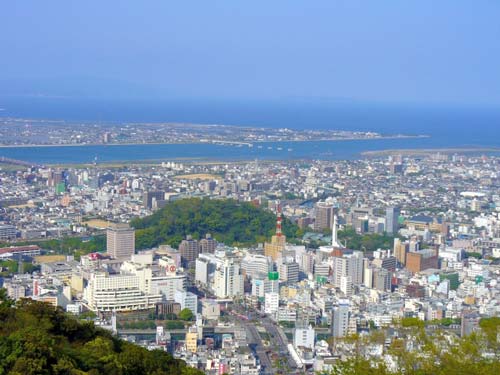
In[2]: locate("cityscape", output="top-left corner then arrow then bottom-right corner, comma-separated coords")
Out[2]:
1,1 -> 500,374
1,148 -> 499,374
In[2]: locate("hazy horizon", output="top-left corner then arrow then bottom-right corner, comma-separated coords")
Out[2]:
1,1 -> 500,108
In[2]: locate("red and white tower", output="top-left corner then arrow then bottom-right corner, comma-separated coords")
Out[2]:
276,200 -> 282,237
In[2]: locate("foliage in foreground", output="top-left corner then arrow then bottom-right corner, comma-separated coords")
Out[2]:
0,289 -> 202,375
327,318 -> 500,375
131,197 -> 303,249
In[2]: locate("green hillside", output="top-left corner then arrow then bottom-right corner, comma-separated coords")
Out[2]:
0,290 -> 202,375
131,198 -> 302,249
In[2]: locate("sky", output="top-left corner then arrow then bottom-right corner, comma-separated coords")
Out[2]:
1,0 -> 500,107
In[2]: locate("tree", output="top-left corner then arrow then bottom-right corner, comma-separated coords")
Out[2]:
131,198 -> 301,249
178,308 -> 194,321
0,289 -> 203,375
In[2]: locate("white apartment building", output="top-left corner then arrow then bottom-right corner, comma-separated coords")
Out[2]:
213,259 -> 244,298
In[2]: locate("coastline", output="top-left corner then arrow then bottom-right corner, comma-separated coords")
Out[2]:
0,134 -> 428,148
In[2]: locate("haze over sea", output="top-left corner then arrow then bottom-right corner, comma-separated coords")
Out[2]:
1,97 -> 500,164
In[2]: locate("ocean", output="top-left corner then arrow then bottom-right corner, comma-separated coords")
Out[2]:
1,97 -> 500,164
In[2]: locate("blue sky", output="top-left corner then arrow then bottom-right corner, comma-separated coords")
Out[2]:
1,0 -> 500,107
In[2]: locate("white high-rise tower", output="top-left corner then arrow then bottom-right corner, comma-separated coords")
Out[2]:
331,214 -> 342,248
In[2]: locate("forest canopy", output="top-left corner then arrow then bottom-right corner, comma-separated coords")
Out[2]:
131,198 -> 303,249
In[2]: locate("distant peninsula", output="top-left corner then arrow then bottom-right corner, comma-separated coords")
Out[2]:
0,117 -> 425,147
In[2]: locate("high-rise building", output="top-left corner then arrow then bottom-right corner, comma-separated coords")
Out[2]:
340,275 -> 353,296
214,259 -> 244,298
394,238 -> 409,266
332,251 -> 363,288
199,233 -> 217,253
106,223 -> 135,259
195,257 -> 211,285
179,235 -> 199,266
314,201 -> 334,231
331,300 -> 350,338
264,202 -> 286,261
363,263 -> 374,289
386,207 -> 400,235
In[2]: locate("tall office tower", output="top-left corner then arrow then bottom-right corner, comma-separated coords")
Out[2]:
394,238 -> 410,266
179,235 -> 200,266
331,300 -> 350,338
214,259 -> 244,298
264,201 -> 286,261
386,207 -> 400,235
143,190 -> 165,209
199,233 -> 217,253
106,223 -> 135,259
332,251 -> 363,288
314,201 -> 334,231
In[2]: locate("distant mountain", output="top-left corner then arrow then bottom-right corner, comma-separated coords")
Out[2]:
0,289 -> 203,375
131,198 -> 302,249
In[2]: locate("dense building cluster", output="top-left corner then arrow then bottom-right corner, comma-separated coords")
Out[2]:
1,152 -> 500,374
